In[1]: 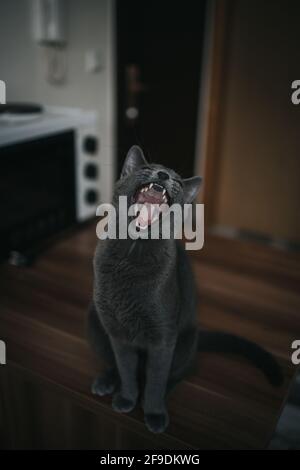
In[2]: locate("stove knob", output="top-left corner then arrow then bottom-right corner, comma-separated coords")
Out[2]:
85,189 -> 98,204
83,136 -> 98,154
84,163 -> 98,179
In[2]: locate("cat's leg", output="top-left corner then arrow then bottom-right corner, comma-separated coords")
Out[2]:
110,338 -> 139,413
92,368 -> 118,396
88,302 -> 119,396
143,342 -> 176,433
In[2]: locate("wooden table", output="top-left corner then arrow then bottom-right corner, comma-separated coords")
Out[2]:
0,223 -> 298,449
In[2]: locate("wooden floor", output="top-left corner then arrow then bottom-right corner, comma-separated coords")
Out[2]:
0,223 -> 299,449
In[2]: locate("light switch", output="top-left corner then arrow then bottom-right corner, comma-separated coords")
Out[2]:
85,50 -> 103,73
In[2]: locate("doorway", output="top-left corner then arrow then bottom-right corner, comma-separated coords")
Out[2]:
116,0 -> 207,178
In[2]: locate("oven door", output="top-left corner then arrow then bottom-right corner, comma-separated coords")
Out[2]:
0,130 -> 76,261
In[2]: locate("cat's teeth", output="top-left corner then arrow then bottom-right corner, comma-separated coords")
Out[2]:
162,189 -> 166,195
145,186 -> 149,191
149,183 -> 153,189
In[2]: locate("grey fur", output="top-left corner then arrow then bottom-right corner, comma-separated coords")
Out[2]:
88,146 -> 282,434
88,146 -> 201,433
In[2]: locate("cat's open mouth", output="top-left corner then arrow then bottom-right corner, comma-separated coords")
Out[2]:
132,183 -> 170,229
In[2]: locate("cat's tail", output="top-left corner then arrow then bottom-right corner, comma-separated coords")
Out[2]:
198,329 -> 283,387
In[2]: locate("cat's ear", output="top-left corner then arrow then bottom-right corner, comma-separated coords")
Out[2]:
182,176 -> 202,203
121,145 -> 148,178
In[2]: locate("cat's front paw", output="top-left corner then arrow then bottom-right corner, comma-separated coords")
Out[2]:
112,393 -> 137,413
144,411 -> 169,433
92,373 -> 116,396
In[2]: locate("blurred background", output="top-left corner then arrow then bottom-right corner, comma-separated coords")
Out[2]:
0,0 -> 299,450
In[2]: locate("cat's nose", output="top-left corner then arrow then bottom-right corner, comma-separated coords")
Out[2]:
158,171 -> 169,181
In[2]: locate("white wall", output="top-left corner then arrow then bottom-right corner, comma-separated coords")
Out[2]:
0,0 -> 116,202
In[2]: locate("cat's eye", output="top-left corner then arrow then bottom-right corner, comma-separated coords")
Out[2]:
141,166 -> 151,170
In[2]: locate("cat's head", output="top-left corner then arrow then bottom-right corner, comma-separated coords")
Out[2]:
113,145 -> 202,236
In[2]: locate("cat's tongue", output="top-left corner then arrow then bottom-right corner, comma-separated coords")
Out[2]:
135,187 -> 164,228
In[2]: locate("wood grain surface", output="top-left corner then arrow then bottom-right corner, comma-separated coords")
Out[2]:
0,224 -> 299,449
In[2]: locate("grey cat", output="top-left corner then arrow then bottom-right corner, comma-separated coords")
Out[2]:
88,145 -> 282,434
